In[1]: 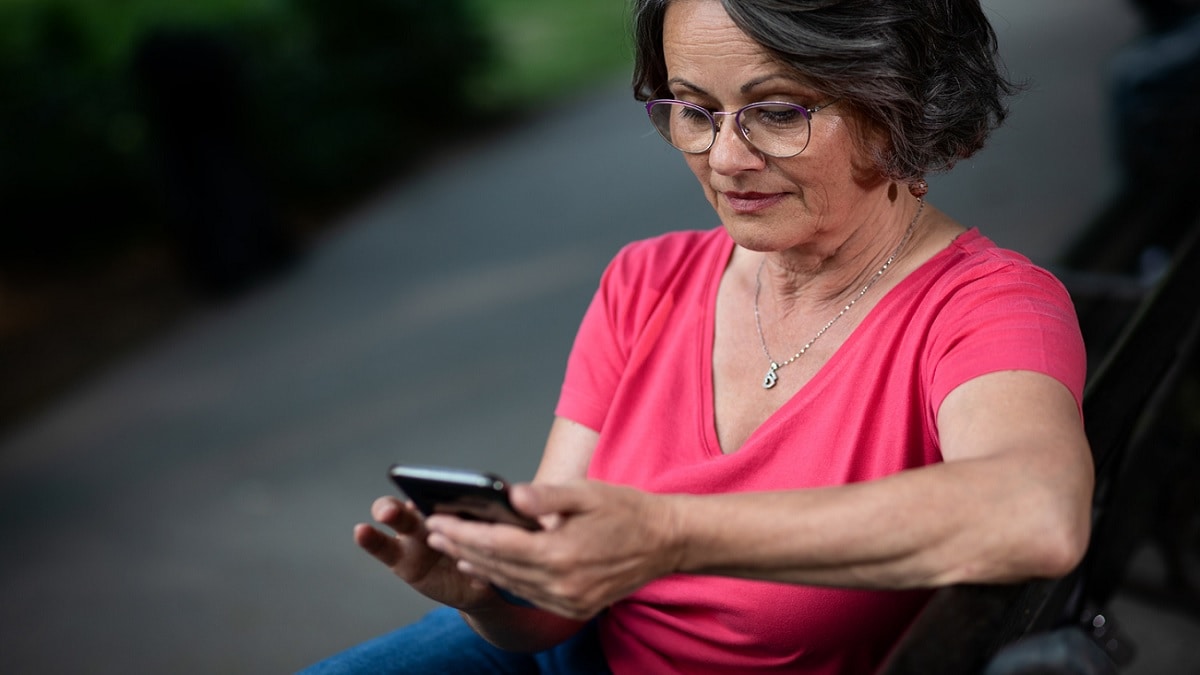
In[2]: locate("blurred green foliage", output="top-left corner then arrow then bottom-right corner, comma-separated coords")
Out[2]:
0,0 -> 502,271
467,0 -> 631,109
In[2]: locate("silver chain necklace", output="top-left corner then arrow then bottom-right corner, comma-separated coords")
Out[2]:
753,200 -> 924,390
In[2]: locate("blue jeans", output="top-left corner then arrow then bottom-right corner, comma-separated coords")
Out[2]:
299,607 -> 611,674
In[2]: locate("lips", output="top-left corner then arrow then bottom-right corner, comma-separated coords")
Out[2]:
721,191 -> 786,214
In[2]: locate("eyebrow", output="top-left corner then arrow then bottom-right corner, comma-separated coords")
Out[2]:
665,73 -> 804,96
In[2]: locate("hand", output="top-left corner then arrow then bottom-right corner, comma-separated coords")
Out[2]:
424,481 -> 683,621
354,496 -> 498,611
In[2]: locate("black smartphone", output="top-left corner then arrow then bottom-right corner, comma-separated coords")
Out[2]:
388,464 -> 540,531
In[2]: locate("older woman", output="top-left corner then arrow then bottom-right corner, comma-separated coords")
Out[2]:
305,0 -> 1093,673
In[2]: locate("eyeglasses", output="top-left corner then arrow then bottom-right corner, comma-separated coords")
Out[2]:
645,99 -> 834,158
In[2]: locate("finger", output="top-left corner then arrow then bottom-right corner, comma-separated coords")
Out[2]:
426,515 -> 540,567
456,553 -> 538,590
371,496 -> 425,535
438,532 -> 600,621
354,522 -> 403,567
425,518 -> 499,564
426,527 -> 547,604
455,558 -> 547,609
447,525 -> 560,593
425,513 -> 515,543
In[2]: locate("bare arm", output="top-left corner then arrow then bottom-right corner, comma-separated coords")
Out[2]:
532,416 -> 600,484
428,371 -> 1094,621
667,370 -> 1094,587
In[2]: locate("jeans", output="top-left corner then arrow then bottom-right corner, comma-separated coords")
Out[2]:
298,606 -> 611,675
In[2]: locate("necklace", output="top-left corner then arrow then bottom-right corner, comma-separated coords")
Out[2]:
753,200 -> 924,389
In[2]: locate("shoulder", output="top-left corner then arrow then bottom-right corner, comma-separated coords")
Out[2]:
938,229 -> 1053,278
910,230 -> 1086,409
604,227 -> 730,291
921,229 -> 1074,310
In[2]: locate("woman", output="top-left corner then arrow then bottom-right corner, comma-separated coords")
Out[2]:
305,0 -> 1093,672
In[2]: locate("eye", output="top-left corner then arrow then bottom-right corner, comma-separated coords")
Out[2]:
677,105 -> 712,122
744,103 -> 808,129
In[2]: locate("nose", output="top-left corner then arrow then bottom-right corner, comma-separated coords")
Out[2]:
708,115 -> 765,175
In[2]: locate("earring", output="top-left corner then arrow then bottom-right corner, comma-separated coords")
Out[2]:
908,178 -> 928,199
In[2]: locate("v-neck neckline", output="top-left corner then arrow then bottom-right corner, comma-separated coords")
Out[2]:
697,229 -> 973,456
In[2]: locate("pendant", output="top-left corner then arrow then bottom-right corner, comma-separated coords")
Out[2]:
762,363 -> 779,389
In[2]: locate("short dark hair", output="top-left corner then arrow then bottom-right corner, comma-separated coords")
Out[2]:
631,0 -> 1019,181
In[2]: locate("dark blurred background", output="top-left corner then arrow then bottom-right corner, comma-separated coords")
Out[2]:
1,0 -> 1198,673
0,0 -> 628,435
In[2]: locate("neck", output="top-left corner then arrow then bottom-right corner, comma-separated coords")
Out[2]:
760,196 -> 925,312
751,198 -> 924,390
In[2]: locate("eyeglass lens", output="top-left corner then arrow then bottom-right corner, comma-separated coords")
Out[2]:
647,101 -> 812,157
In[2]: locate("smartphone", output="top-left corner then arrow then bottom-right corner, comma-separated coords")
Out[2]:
388,464 -> 540,531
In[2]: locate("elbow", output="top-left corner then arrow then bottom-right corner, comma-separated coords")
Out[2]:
980,488 -> 1093,583
1022,465 -> 1094,579
1027,507 -> 1092,579
1032,528 -> 1088,579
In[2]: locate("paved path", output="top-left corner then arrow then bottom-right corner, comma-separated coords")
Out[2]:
3,2 -> 1197,672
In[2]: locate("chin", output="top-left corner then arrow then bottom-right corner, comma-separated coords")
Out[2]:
720,219 -> 786,253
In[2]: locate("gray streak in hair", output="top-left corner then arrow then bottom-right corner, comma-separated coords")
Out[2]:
631,0 -> 1020,181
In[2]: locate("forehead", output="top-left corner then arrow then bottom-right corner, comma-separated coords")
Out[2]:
662,0 -> 792,88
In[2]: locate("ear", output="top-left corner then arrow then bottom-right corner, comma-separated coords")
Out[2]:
835,102 -> 895,187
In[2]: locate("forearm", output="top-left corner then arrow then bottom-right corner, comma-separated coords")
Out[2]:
666,454 -> 1091,589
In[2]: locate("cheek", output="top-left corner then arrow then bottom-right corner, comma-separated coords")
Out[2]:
822,116 -> 887,183
683,154 -> 717,198
801,123 -> 883,190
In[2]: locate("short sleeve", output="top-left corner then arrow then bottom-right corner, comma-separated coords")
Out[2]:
554,230 -> 721,432
555,256 -> 629,432
926,259 -> 1087,417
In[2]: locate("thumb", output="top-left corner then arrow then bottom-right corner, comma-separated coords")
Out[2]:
510,481 -> 590,518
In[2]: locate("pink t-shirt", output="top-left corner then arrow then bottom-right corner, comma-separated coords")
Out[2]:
555,227 -> 1086,674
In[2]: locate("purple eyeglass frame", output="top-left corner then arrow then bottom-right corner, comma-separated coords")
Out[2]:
644,98 -> 834,157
